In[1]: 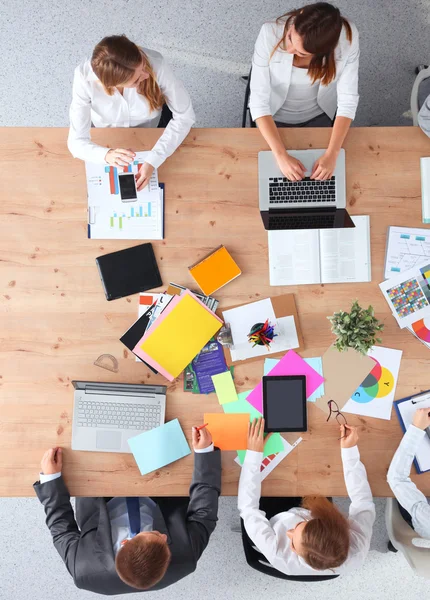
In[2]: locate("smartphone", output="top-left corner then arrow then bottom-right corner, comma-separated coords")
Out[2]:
118,173 -> 137,202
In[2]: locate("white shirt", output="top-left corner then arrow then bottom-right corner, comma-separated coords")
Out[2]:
418,93 -> 430,138
387,425 -> 430,540
238,446 -> 375,576
274,66 -> 322,124
39,444 -> 214,551
67,47 -> 195,168
249,20 -> 360,122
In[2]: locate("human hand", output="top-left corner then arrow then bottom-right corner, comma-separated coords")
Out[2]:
340,425 -> 359,449
136,162 -> 154,191
192,425 -> 213,450
40,447 -> 63,475
412,408 -> 430,430
276,152 -> 306,181
105,148 -> 136,168
310,151 -> 337,180
247,417 -> 272,452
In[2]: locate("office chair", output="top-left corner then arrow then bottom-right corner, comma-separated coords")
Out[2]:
241,69 -> 256,128
158,103 -> 173,128
385,498 -> 430,579
240,497 -> 339,582
411,65 -> 430,126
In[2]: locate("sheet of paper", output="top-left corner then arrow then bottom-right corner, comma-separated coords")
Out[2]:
319,216 -> 371,283
396,393 -> 430,472
268,229 -> 321,286
408,318 -> 430,350
86,152 -> 163,240
223,390 -> 284,457
379,259 -> 430,328
211,370 -> 238,405
263,357 -> 324,402
203,413 -> 249,451
245,350 -> 325,413
315,346 -> 375,415
343,346 -> 402,420
127,419 -> 191,476
384,226 -> 430,279
234,437 -> 303,481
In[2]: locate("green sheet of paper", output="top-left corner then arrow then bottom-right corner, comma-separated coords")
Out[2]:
223,390 -> 284,460
211,370 -> 238,405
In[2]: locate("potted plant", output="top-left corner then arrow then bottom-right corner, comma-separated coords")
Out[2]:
328,300 -> 384,356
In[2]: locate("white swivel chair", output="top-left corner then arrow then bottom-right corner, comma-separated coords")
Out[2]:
411,65 -> 430,125
385,498 -> 430,579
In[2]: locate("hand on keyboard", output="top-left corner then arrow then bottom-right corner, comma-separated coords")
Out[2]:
277,152 -> 306,181
311,150 -> 337,181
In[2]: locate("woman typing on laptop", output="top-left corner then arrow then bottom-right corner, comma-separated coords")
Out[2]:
249,2 -> 359,181
67,35 -> 195,190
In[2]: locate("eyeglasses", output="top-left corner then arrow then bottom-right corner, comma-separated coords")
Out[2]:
326,400 -> 348,439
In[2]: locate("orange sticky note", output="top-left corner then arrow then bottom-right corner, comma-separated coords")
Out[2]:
203,413 -> 249,451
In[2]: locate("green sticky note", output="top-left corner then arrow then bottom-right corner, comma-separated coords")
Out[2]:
223,390 -> 284,461
211,370 -> 238,405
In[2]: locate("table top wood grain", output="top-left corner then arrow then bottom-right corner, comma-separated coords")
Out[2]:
1,126 -> 430,497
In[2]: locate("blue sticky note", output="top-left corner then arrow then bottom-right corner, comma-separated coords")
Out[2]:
128,419 -> 191,475
263,357 -> 325,402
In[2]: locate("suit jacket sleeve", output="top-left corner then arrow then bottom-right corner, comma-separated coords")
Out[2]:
185,449 -> 221,561
33,476 -> 80,579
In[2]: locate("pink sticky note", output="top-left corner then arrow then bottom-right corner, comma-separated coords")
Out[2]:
246,350 -> 325,413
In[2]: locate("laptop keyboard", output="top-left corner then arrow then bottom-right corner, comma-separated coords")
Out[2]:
77,400 -> 162,430
268,213 -> 336,229
269,176 -> 336,204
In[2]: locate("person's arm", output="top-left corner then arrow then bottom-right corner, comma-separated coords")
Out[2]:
142,58 -> 195,172
418,94 -> 430,138
339,426 -> 375,566
387,409 -> 430,539
185,427 -> 221,561
33,448 -> 80,579
237,419 -> 279,562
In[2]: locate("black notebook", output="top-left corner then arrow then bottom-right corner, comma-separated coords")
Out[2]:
95,243 -> 162,301
120,306 -> 158,374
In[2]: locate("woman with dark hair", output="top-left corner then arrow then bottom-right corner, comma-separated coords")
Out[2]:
249,2 -> 359,181
238,419 -> 375,576
67,35 -> 195,190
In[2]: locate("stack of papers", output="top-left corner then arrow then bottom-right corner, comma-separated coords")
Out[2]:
86,151 -> 164,240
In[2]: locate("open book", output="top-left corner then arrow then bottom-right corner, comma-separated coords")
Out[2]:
268,215 -> 371,286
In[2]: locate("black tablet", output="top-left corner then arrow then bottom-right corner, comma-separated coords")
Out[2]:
263,375 -> 307,433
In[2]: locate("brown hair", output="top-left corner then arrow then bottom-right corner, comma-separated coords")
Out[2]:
115,533 -> 171,590
300,496 -> 350,570
272,2 -> 352,86
91,35 -> 164,111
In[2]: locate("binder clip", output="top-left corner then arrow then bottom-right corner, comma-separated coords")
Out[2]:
216,323 -> 233,347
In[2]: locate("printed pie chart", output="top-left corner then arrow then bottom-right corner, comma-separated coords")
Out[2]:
351,358 -> 394,404
412,318 -> 430,342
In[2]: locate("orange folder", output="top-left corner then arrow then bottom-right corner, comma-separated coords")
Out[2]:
189,245 -> 241,296
203,413 -> 249,451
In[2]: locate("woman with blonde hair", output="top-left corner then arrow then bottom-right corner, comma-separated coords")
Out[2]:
249,2 -> 359,181
68,35 -> 195,190
238,418 -> 375,576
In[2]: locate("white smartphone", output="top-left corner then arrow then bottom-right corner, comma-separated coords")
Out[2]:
118,172 -> 137,202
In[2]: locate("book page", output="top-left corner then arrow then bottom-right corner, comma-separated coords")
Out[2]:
268,230 -> 321,286
319,215 -> 371,284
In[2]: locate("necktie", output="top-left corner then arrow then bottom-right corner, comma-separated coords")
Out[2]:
126,497 -> 141,537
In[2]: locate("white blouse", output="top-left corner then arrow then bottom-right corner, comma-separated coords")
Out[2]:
238,446 -> 375,576
274,66 -> 322,124
67,47 -> 195,168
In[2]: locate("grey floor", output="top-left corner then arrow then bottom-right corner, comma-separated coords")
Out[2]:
2,0 -> 430,598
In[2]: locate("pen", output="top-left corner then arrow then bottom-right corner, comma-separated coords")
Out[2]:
195,423 -> 208,431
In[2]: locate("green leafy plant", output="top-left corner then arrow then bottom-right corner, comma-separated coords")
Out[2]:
328,300 -> 384,355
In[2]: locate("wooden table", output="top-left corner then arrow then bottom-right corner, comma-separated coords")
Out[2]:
1,126 -> 430,497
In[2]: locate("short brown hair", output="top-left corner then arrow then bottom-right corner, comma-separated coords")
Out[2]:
115,533 -> 171,590
300,496 -> 350,570
91,35 -> 165,111
272,2 -> 352,86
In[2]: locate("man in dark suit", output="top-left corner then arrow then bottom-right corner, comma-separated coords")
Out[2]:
34,425 -> 221,594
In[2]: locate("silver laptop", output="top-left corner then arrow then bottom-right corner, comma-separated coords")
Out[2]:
258,149 -> 354,230
72,381 -> 167,453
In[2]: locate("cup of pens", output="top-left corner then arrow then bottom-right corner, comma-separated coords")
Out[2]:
247,319 -> 277,350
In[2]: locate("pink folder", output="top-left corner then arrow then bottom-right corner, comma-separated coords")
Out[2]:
246,350 -> 325,413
